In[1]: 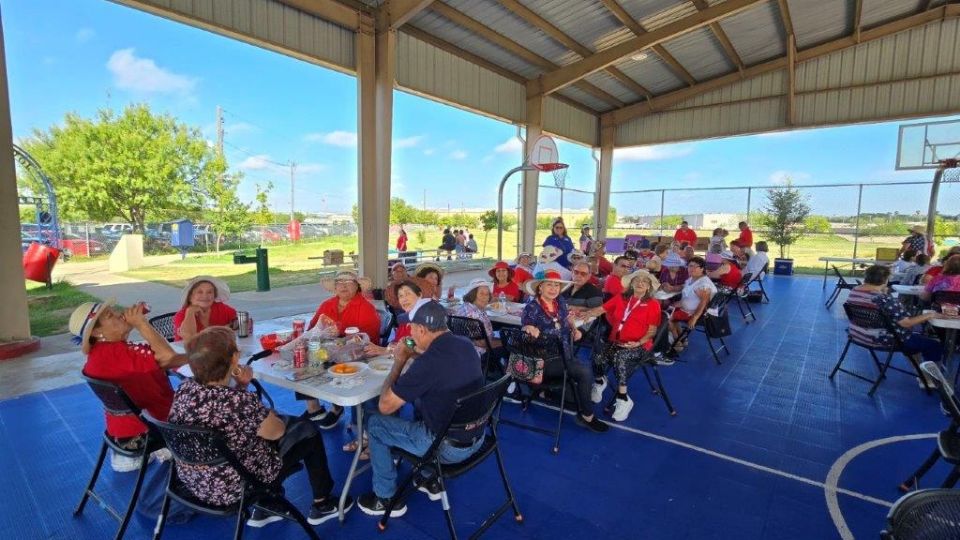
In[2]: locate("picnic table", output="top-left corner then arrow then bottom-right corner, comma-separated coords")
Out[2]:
818,256 -> 876,288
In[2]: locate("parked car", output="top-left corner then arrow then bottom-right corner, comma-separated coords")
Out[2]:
101,223 -> 134,237
60,234 -> 107,258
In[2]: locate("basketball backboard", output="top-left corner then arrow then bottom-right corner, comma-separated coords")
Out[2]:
896,119 -> 960,170
527,134 -> 568,188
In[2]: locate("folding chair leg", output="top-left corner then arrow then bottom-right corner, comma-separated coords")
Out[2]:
233,492 -> 247,540
759,281 -> 770,303
900,448 -> 941,491
868,349 -> 886,377
115,450 -> 151,540
274,497 -> 321,540
639,365 -> 658,394
436,476 -> 459,540
905,354 -> 932,395
735,298 -> 750,323
825,287 -> 841,309
381,461 -> 426,530
493,444 -> 523,523
152,493 -> 171,540
719,336 -> 730,356
829,340 -> 853,379
651,365 -> 677,416
75,441 -> 109,515
553,370 -> 568,454
706,337 -> 722,365
942,464 -> 960,489
867,352 -> 895,396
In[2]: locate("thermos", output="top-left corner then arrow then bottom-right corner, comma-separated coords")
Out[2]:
237,311 -> 251,338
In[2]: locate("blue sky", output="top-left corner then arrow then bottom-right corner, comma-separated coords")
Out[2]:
5,0 -> 959,218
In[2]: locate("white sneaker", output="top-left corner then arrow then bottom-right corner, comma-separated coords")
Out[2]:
591,377 -> 607,403
611,395 -> 634,422
151,448 -> 172,463
110,451 -> 141,473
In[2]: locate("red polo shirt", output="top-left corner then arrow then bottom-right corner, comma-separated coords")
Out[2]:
603,275 -> 624,297
602,296 -> 662,347
83,342 -> 174,438
674,228 -> 697,245
737,228 -> 753,248
718,263 -> 742,288
492,281 -> 522,302
173,301 -> 238,341
597,257 -> 613,277
309,294 -> 381,340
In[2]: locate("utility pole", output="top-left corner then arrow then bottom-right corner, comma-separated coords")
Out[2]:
423,189 -> 426,211
289,162 -> 296,222
215,105 -> 224,157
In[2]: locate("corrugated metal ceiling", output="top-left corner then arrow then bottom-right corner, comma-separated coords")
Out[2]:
661,27 -> 733,82
719,1 -> 785,65
790,0 -> 852,49
615,53 -> 686,94
861,0 -> 925,28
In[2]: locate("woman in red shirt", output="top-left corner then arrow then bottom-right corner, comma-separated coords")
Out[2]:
708,251 -> 743,289
173,276 -> 238,342
304,270 -> 381,428
396,227 -> 408,252
71,300 -> 187,471
489,260 -> 522,302
575,270 -> 662,423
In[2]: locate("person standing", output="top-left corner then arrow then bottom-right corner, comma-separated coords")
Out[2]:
735,221 -> 753,250
900,225 -> 934,258
396,227 -> 408,252
579,225 -> 594,254
673,221 -> 697,246
543,218 -> 575,269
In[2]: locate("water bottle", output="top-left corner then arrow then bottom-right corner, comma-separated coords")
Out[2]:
498,292 -> 507,313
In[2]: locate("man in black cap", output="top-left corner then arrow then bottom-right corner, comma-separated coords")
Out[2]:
358,299 -> 485,517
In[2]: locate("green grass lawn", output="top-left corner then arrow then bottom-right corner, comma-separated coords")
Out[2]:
26,281 -> 101,337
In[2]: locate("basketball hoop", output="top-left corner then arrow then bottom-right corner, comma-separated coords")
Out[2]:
528,135 -> 569,188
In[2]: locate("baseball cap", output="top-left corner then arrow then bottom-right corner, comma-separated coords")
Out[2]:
408,299 -> 447,331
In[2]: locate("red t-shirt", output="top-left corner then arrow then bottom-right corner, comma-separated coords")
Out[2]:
674,228 -> 697,245
308,294 -> 381,340
718,263 -> 743,288
603,275 -> 624,297
602,296 -> 662,347
83,342 -> 174,438
737,228 -> 753,248
925,266 -> 944,280
513,266 -> 533,286
396,234 -> 407,251
173,302 -> 238,341
492,281 -> 522,302
597,257 -> 613,277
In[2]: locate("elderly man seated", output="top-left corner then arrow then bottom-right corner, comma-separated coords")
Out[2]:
563,261 -> 604,312
358,300 -> 485,517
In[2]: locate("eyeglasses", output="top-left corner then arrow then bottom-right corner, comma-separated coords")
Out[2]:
572,270 -> 590,276
617,264 -> 632,269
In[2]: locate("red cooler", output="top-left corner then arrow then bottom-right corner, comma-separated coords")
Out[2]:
287,219 -> 301,241
22,242 -> 60,284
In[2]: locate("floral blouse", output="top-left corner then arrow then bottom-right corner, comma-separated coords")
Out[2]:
521,296 -> 572,342
168,379 -> 281,506
453,302 -> 495,354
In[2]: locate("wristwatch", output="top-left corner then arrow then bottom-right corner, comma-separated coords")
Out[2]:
403,337 -> 416,350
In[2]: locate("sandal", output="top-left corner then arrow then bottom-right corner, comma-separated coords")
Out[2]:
342,438 -> 370,461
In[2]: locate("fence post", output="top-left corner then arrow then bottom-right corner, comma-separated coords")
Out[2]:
852,184 -> 863,266
659,190 -> 665,236
746,188 -> 752,221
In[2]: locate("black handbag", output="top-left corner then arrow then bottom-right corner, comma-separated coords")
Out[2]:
704,310 -> 732,338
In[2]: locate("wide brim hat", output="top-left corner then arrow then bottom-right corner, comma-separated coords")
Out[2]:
414,262 -> 445,278
465,279 -> 492,297
719,250 -> 737,261
69,298 -> 116,354
910,225 -> 927,234
321,269 -> 373,293
621,269 -> 661,292
567,249 -> 586,264
488,261 -> 515,281
180,275 -> 231,308
589,240 -> 606,256
662,252 -> 685,268
524,269 -> 573,296
539,245 -> 562,263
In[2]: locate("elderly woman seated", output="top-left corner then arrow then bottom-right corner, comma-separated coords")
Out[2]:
645,243 -> 670,274
744,241 -> 770,279
521,271 -> 608,433
365,280 -> 424,357
658,252 -> 688,295
848,265 -> 944,368
708,251 -> 743,289
414,262 -> 446,300
305,270 -> 381,429
668,256 -> 717,352
574,270 -> 663,422
921,254 -> 960,303
72,301 -> 186,472
489,261 -> 522,302
169,327 -> 349,527
174,276 -> 238,342
453,279 -> 505,359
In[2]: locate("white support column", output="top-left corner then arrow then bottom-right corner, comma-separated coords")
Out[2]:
0,13 -> 31,341
594,123 -> 614,241
521,94 -> 543,254
355,16 -> 394,288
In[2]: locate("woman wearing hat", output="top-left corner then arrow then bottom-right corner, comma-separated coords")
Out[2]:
414,262 -> 445,300
708,251 -> 743,289
542,217 -> 575,269
520,270 -> 608,433
73,301 -> 186,471
658,252 -> 688,295
173,275 -> 238,342
513,253 -> 535,286
454,279 -> 504,358
169,327 -> 351,526
901,224 -> 934,258
579,225 -> 593,254
574,270 -> 663,422
305,270 -> 381,428
489,261 -> 522,302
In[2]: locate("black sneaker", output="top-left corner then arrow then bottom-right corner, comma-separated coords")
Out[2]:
357,492 -> 407,517
304,406 -> 329,423
575,414 -> 609,433
414,476 -> 444,502
247,504 -> 288,528
315,406 -> 343,430
308,495 -> 353,525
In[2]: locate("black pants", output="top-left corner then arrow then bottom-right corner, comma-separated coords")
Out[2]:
542,356 -> 592,417
277,418 -> 334,500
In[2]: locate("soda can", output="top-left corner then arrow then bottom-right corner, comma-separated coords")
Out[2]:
137,301 -> 151,315
293,342 -> 307,368
236,311 -> 251,338
292,318 -> 306,338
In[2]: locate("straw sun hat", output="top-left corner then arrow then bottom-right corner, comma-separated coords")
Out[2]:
524,269 -> 573,296
321,269 -> 373,293
69,298 -> 116,354
620,269 -> 661,292
180,275 -> 231,308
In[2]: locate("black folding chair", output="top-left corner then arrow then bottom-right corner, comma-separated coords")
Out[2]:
75,374 -> 165,540
143,412 -> 319,540
595,315 -> 677,417
729,272 -> 756,323
377,308 -> 396,347
676,291 -> 733,365
898,362 -> 960,492
746,262 -> 771,303
825,266 -> 861,309
829,302 -> 927,396
498,328 -> 578,454
148,312 -> 177,342
881,488 -> 960,539
379,375 -> 523,540
932,290 -> 960,311
447,314 -> 498,377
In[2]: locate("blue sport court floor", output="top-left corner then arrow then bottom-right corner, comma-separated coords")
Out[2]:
0,274 -> 953,539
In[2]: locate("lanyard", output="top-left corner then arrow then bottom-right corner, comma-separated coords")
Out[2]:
616,297 -> 643,339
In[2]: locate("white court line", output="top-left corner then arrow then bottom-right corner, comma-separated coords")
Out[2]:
824,433 -> 936,540
525,401 -> 904,509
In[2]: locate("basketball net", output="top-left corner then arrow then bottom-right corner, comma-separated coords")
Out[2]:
528,134 -> 569,189
535,162 -> 569,189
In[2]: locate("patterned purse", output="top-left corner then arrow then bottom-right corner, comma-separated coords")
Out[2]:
507,353 -> 544,385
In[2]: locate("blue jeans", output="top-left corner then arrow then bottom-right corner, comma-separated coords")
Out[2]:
902,333 -> 943,366
366,413 -> 482,499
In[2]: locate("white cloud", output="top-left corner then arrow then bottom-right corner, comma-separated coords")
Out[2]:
449,150 -> 468,160
106,48 -> 196,95
76,28 -> 95,43
395,135 -> 424,149
239,155 -> 274,170
768,170 -> 811,185
423,148 -> 436,156
494,138 -> 523,154
226,122 -> 258,135
304,130 -> 357,147
614,144 -> 695,161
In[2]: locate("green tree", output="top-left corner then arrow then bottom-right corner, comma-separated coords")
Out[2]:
389,197 -> 417,225
253,182 -> 274,226
803,215 -> 831,234
479,210 -> 500,257
293,211 -> 307,223
351,203 -> 359,224
439,213 -> 477,229
413,209 -> 439,226
20,104 -> 217,231
653,215 -> 684,230
501,214 -> 517,231
201,166 -> 250,252
760,181 -> 811,258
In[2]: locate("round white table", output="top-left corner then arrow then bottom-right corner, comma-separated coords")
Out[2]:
929,316 -> 960,385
